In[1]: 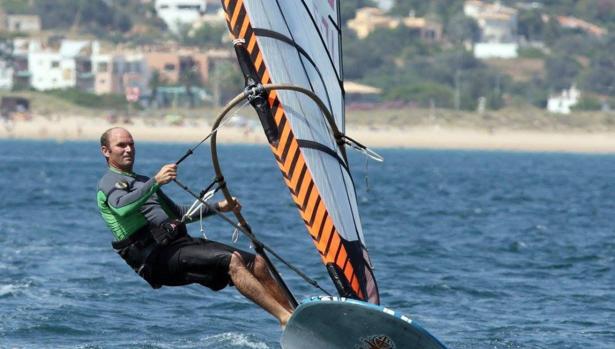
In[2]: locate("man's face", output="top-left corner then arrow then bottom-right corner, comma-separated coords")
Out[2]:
101,128 -> 135,172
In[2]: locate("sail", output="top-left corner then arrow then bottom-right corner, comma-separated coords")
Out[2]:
221,0 -> 379,304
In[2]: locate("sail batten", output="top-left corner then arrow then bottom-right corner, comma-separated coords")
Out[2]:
222,0 -> 379,304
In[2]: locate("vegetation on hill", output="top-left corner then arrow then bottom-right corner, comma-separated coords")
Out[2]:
1,0 -> 614,112
0,0 -> 170,44
340,0 -> 615,111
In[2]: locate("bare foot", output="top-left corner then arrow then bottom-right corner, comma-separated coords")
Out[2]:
280,311 -> 291,329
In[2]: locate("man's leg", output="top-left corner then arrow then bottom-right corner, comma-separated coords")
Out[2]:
228,252 -> 291,326
249,255 -> 294,312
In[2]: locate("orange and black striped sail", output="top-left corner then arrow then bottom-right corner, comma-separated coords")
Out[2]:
221,0 -> 379,304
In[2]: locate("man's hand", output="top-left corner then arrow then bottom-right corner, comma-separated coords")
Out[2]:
155,164 -> 177,185
216,197 -> 241,213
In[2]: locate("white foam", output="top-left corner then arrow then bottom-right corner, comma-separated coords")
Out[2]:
207,332 -> 270,349
0,283 -> 23,297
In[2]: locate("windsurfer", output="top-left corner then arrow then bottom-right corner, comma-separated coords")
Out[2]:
96,127 -> 293,326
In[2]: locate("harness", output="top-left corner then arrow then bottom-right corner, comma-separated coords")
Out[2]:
111,219 -> 187,289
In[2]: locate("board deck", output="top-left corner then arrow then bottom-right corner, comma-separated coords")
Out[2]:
281,297 -> 447,349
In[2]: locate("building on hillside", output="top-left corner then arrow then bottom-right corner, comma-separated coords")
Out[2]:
11,39 -> 30,89
464,0 -> 519,59
473,42 -> 518,59
143,48 -> 232,85
204,0 -> 222,12
92,53 -> 122,95
6,35 -> 234,104
375,0 -> 394,11
64,41 -> 96,92
0,61 -> 13,90
92,50 -> 149,97
142,48 -> 230,107
27,40 -> 93,91
555,16 -> 607,37
403,16 -> 443,43
155,0 -> 207,34
344,81 -> 382,104
28,49 -> 75,90
121,53 -> 149,99
547,85 -> 580,114
348,7 -> 398,39
0,36 -> 14,90
189,6 -> 226,34
4,15 -> 41,33
92,47 -> 233,103
347,7 -> 442,43
144,52 -> 197,84
0,9 -> 5,31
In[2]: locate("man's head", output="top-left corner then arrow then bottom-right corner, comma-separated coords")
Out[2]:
100,127 -> 135,172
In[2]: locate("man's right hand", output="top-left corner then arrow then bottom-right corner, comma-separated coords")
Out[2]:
155,164 -> 177,185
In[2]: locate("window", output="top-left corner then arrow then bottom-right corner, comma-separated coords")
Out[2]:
98,62 -> 108,73
164,63 -> 175,71
177,5 -> 201,10
51,61 -> 60,68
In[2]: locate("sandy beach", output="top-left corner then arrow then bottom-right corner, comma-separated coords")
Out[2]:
2,114 -> 615,154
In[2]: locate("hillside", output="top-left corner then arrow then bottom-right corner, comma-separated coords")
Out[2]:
0,0 -> 614,114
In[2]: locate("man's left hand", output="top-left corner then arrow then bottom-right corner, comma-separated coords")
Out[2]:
216,197 -> 240,213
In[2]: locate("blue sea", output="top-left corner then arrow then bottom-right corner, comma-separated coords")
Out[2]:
0,139 -> 613,349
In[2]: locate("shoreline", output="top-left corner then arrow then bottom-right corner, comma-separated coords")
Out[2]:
3,115 -> 615,154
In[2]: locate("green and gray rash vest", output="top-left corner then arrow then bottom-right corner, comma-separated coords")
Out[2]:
97,167 -> 214,241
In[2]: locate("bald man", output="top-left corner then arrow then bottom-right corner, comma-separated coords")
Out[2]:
96,127 -> 292,326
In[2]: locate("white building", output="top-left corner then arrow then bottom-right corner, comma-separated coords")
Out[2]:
464,1 -> 519,59
474,42 -> 518,59
375,0 -> 394,11
28,40 -> 91,91
0,60 -> 13,90
5,15 -> 41,33
155,0 -> 207,34
547,85 -> 580,114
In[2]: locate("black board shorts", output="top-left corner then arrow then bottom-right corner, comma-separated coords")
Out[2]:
150,235 -> 256,291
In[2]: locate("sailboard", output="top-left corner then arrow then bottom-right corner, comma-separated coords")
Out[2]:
282,297 -> 448,349
217,0 -> 448,347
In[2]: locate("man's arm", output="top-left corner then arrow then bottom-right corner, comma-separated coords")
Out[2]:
106,177 -> 159,217
106,164 -> 177,217
177,197 -> 241,223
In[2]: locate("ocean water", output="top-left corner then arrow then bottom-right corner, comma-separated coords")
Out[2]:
0,139 -> 613,349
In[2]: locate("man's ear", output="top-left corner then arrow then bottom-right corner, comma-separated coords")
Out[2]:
101,145 -> 110,158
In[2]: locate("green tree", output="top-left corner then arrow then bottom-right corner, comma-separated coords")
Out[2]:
34,0 -> 132,33
179,60 -> 204,108
543,17 -> 562,46
581,50 -> 615,95
545,55 -> 581,91
518,9 -> 545,42
148,70 -> 167,107
340,0 -> 376,25
551,34 -> 601,57
385,82 -> 453,108
181,23 -> 227,48
389,0 -> 462,23
0,33 -> 15,61
208,61 -> 243,106
572,96 -> 602,111
446,13 -> 480,44
1,0 -> 33,13
343,30 -> 385,80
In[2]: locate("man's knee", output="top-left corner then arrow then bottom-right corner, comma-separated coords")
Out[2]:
253,255 -> 270,278
228,251 -> 245,276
